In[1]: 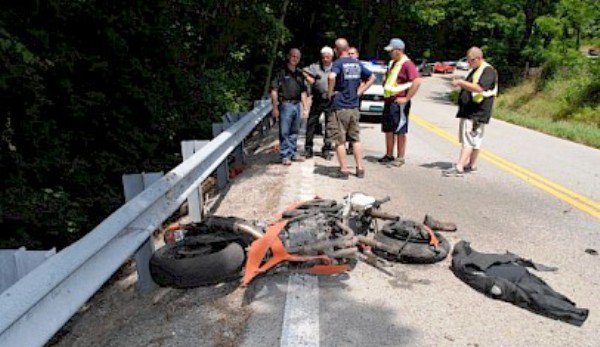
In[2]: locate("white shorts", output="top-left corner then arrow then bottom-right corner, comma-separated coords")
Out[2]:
459,118 -> 485,149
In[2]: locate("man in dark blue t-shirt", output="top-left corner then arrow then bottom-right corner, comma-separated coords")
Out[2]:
327,38 -> 375,179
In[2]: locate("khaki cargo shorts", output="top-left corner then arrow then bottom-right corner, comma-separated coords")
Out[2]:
328,108 -> 360,146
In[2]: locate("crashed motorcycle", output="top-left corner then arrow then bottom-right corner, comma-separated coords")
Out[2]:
149,193 -> 455,288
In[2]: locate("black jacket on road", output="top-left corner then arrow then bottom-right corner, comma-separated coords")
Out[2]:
451,241 -> 589,326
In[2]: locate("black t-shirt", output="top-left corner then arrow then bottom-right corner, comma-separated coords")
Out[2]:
457,66 -> 497,123
271,66 -> 307,101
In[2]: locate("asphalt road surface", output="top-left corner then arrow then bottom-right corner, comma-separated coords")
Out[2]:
240,72 -> 600,346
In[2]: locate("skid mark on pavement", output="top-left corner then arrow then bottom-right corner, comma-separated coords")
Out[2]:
412,114 -> 600,220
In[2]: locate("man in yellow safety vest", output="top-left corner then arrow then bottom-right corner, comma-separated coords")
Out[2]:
378,38 -> 422,167
444,46 -> 498,177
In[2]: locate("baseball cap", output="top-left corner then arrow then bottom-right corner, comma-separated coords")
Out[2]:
384,38 -> 405,51
320,46 -> 334,56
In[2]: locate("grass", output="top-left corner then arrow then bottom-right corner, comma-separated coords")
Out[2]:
494,108 -> 600,149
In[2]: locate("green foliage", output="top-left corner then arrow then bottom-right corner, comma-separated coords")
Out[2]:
495,109 -> 600,149
497,57 -> 599,148
0,0 -> 282,249
1,0 -> 598,249
448,90 -> 460,105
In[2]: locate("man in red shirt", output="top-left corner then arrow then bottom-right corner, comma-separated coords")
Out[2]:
379,38 -> 422,167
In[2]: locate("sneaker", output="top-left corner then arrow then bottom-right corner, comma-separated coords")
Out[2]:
465,165 -> 478,173
282,158 -> 292,166
291,155 -> 306,162
443,167 -> 464,177
392,157 -> 405,167
377,155 -> 394,163
305,148 -> 314,159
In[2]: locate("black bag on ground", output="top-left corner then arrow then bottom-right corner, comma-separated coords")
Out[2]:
451,240 -> 589,326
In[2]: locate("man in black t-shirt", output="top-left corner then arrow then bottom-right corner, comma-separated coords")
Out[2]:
444,47 -> 498,177
271,48 -> 309,165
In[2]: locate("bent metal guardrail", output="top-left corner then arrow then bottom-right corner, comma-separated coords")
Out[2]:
0,100 -> 272,347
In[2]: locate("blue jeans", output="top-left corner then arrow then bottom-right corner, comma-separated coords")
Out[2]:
278,102 -> 302,159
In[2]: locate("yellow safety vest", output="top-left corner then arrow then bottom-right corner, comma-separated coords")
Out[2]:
472,61 -> 498,103
383,55 -> 413,98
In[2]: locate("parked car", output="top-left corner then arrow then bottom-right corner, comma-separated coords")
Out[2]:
456,57 -> 469,70
359,61 -> 386,118
433,61 -> 455,74
415,59 -> 432,76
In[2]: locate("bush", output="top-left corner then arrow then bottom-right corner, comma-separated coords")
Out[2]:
448,90 -> 459,104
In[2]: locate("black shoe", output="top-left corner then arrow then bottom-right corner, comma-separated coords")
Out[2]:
424,214 -> 457,232
332,170 -> 350,180
305,148 -> 313,158
377,155 -> 394,163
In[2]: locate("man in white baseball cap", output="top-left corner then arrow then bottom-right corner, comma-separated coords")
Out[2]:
303,46 -> 335,158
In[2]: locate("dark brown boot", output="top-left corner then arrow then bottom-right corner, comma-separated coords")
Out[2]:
423,214 -> 457,232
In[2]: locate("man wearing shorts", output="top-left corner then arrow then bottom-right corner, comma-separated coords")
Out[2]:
444,46 -> 498,177
379,38 -> 421,167
327,38 -> 375,179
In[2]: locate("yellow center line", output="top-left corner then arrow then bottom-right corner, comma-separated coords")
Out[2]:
411,114 -> 600,220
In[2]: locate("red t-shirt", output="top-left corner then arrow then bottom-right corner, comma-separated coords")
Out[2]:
389,59 -> 420,98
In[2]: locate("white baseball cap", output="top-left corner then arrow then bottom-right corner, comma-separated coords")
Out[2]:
320,46 -> 334,56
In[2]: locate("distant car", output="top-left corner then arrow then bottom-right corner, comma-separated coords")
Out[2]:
359,61 -> 386,118
433,62 -> 455,74
415,59 -> 432,76
456,57 -> 469,70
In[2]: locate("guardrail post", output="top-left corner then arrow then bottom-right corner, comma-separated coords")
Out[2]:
122,172 -> 163,293
254,100 -> 270,133
212,123 -> 229,190
232,113 -> 245,166
181,140 -> 210,223
0,101 -> 273,346
222,113 -> 244,166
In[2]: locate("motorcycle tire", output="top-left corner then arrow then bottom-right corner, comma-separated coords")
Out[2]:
150,235 -> 246,288
372,222 -> 451,264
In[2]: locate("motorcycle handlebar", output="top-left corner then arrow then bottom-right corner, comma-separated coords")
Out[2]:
373,196 -> 391,208
366,209 -> 399,221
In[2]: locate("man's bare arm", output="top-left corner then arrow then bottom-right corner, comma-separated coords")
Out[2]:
453,79 -> 484,93
405,77 -> 422,100
357,74 -> 376,96
301,91 -> 309,117
270,89 -> 280,117
303,69 -> 316,85
327,72 -> 337,99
